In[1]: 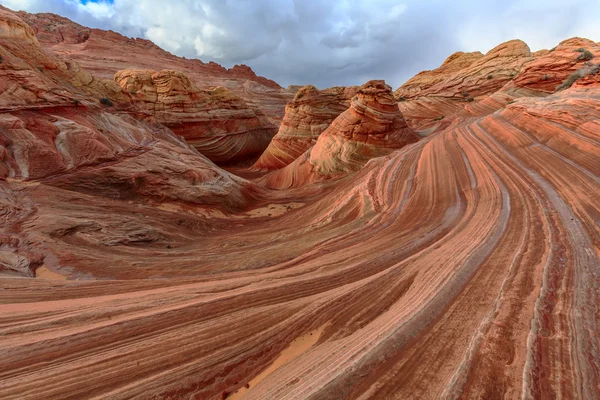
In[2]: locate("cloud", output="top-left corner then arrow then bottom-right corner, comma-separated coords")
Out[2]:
2,0 -> 600,88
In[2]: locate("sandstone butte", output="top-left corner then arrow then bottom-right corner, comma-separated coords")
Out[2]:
253,84 -> 359,170
1,5 -> 600,400
260,80 -> 419,188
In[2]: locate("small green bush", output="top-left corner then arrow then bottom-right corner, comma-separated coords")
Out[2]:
487,74 -> 493,80
73,99 -> 80,106
433,115 -> 445,121
461,91 -> 470,98
549,47 -> 556,53
99,97 -> 113,107
466,96 -> 475,102
574,48 -> 585,53
397,96 -> 407,102
0,55 -> 4,63
542,74 -> 551,81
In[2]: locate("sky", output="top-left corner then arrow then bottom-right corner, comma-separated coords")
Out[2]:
3,0 -> 600,88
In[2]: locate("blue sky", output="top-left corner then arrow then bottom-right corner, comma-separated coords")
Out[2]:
3,0 -> 600,88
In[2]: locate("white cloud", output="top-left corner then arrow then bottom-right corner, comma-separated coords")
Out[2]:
2,0 -> 599,88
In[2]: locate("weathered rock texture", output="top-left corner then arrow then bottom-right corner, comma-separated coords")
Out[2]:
396,39 -> 533,132
14,8 -> 295,122
261,80 -> 419,188
253,85 -> 359,170
1,7 -> 600,400
114,69 -> 277,164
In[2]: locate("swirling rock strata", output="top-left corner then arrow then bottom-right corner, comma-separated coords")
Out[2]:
253,85 -> 359,170
115,69 -> 277,164
261,80 -> 419,188
1,7 -> 599,400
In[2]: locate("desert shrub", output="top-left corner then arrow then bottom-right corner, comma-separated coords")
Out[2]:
433,115 -> 445,121
397,96 -> 407,102
549,47 -> 556,52
461,91 -> 470,98
542,74 -> 551,81
129,91 -> 137,95
466,96 -> 475,102
99,97 -> 113,107
73,99 -> 80,106
555,63 -> 600,91
487,74 -> 493,79
577,50 -> 594,61
0,55 -> 4,63
574,48 -> 585,52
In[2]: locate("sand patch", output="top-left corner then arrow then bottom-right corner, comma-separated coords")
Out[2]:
244,202 -> 304,218
36,266 -> 67,280
228,324 -> 326,399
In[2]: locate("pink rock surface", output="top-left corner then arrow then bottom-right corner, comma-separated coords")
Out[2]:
261,80 -> 419,188
253,85 -> 358,170
0,6 -> 599,400
115,69 -> 277,164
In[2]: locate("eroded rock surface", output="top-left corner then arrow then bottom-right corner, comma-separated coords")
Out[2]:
115,69 -> 277,164
261,80 -> 419,188
253,85 -> 359,170
1,6 -> 600,400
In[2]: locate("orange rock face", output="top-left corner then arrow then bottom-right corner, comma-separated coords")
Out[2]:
253,85 -> 358,170
261,80 -> 419,188
396,40 -> 533,132
114,69 -> 277,164
511,37 -> 600,92
1,6 -> 600,400
396,39 -> 532,100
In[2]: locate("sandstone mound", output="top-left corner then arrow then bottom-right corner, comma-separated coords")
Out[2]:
395,39 -> 531,101
261,80 -> 418,188
14,8 -> 294,122
115,69 -> 277,164
253,84 -> 359,170
511,37 -> 600,93
0,8 -> 127,109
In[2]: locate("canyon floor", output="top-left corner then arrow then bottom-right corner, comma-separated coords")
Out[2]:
1,6 -> 599,400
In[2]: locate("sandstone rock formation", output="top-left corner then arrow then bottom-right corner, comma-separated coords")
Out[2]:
511,37 -> 600,92
114,69 -> 277,164
395,39 -> 533,132
14,8 -> 295,122
0,8 -> 127,109
395,39 -> 532,100
1,6 -> 600,400
261,80 -> 419,188
253,85 -> 359,170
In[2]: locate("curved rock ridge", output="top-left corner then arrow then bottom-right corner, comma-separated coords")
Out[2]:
395,39 -> 532,101
1,7 -> 600,400
511,37 -> 600,93
1,77 -> 599,399
261,80 -> 419,188
253,84 -> 359,170
12,7 -> 295,122
0,8 -> 127,109
0,109 -> 249,207
395,51 -> 484,99
114,68 -> 278,164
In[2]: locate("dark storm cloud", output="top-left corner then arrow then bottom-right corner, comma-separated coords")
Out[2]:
3,0 -> 599,88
